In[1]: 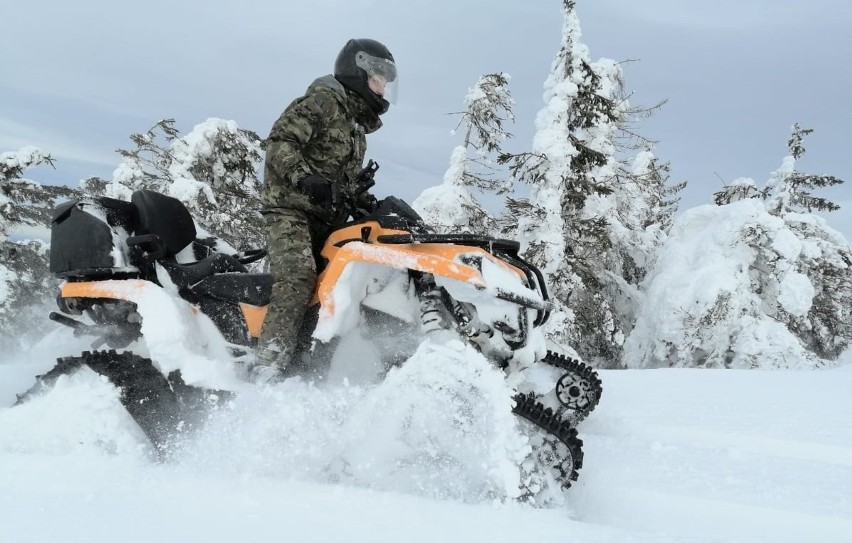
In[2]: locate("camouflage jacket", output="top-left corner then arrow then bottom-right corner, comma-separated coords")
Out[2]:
262,75 -> 382,224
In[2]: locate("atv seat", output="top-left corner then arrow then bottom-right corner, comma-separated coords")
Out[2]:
131,189 -> 197,258
161,253 -> 249,289
191,273 -> 272,307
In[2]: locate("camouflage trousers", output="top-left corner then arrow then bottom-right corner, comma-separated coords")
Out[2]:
259,208 -> 330,367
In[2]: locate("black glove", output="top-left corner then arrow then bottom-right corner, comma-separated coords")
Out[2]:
298,175 -> 333,205
361,193 -> 379,213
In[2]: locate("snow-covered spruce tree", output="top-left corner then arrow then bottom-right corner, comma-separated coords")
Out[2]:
609,76 -> 685,270
586,74 -> 684,364
618,148 -> 684,263
499,0 -> 674,367
625,125 -> 850,369
0,147 -> 74,349
413,73 -> 514,235
764,124 -> 843,215
759,125 -> 851,360
596,146 -> 682,353
82,118 -> 265,251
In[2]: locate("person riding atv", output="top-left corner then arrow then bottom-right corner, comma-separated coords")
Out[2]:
16,38 -> 604,504
258,38 -> 398,375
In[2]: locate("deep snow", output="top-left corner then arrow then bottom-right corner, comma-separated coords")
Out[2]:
1,325 -> 850,543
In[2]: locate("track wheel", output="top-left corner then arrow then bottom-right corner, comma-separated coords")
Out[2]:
512,392 -> 583,503
541,352 -> 602,423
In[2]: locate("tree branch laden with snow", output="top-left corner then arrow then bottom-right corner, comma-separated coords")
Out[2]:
0,147 -> 74,349
82,119 -> 265,251
414,73 -> 515,235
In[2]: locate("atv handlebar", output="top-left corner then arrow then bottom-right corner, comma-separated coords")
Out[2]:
354,159 -> 379,193
336,159 -> 380,220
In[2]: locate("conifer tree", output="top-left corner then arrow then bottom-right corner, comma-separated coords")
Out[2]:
1,147 -> 69,236
499,0 -> 648,365
764,124 -> 843,215
626,125 -> 850,368
760,125 -> 851,359
601,147 -> 680,337
414,73 -> 514,235
82,118 -> 265,251
0,147 -> 74,348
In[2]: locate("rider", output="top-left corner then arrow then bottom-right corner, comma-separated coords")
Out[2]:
255,38 -> 398,377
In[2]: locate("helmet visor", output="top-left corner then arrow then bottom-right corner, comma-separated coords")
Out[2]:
357,52 -> 398,104
367,74 -> 399,105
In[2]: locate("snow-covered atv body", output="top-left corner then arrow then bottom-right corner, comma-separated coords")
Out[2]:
18,184 -> 602,501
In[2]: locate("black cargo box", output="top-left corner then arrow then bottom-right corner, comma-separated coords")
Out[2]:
49,197 -> 139,277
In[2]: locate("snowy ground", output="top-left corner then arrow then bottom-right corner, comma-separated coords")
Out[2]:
1,329 -> 851,543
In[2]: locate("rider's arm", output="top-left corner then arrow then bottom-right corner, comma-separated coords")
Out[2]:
265,93 -> 340,190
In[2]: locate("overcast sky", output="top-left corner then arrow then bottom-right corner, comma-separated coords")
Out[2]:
2,0 -> 850,240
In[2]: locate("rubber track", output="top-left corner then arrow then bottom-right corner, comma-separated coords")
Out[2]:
540,351 -> 603,423
82,350 -> 183,449
17,350 -> 182,454
15,356 -> 86,402
511,392 -> 584,489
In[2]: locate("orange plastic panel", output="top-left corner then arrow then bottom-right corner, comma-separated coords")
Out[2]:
239,303 -> 268,339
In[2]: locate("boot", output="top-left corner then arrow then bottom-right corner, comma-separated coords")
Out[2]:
247,344 -> 291,384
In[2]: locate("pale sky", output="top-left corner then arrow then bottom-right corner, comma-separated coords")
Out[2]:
2,0 -> 850,240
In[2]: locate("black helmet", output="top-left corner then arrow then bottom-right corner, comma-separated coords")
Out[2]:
334,38 -> 398,116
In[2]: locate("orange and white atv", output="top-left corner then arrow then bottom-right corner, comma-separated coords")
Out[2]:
16,166 -> 602,497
